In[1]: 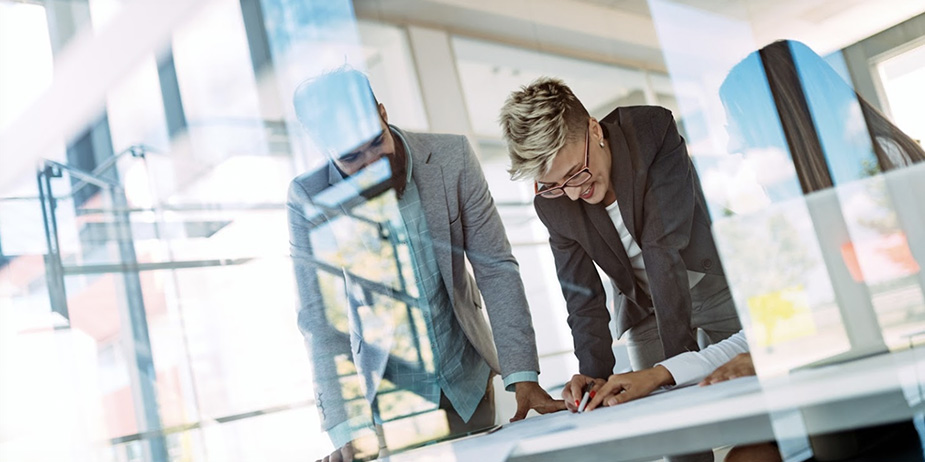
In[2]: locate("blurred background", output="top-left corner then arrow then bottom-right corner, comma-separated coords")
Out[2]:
0,1 -> 923,461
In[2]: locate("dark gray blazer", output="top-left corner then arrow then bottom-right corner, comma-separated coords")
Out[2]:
288,127 -> 539,433
534,106 -> 724,379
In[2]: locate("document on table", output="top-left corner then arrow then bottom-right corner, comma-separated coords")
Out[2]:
383,377 -> 763,462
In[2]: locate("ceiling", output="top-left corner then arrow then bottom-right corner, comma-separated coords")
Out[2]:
353,0 -> 925,71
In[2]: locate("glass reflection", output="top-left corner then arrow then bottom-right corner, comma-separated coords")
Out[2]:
712,38 -> 925,462
714,40 -> 925,372
288,68 -> 549,461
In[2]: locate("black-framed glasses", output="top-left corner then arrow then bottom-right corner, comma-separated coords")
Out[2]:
534,129 -> 592,198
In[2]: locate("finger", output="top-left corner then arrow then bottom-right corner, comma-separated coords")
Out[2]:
562,387 -> 577,412
537,398 -> 567,414
342,443 -> 355,461
701,371 -> 720,386
551,399 -> 568,412
612,388 -> 639,405
700,373 -> 720,386
330,450 -> 343,462
510,403 -> 529,422
583,388 -> 602,411
713,371 -> 732,383
586,382 -> 616,411
561,385 -> 573,403
569,377 -> 586,409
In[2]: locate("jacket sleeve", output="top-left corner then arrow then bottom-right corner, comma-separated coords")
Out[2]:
456,137 -> 541,380
287,180 -> 372,447
535,203 -> 615,379
637,109 -> 700,358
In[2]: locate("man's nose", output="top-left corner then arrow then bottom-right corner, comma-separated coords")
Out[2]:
361,151 -> 385,169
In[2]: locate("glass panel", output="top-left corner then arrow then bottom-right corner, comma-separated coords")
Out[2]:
648,2 -> 925,458
713,194 -> 853,377
3,0 -> 923,460
297,160 -> 446,455
1,0 -> 449,459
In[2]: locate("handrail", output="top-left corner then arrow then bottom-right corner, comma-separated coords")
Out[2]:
0,145 -> 158,203
56,144 -> 160,198
89,143 -> 158,179
41,159 -> 123,190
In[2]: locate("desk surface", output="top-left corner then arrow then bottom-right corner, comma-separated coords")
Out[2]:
380,347 -> 925,462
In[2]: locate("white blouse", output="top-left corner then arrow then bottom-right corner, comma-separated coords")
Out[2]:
657,330 -> 749,386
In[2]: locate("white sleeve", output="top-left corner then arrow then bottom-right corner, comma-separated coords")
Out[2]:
656,330 -> 749,387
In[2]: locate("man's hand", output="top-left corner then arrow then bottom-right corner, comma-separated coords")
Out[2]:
561,374 -> 606,413
699,353 -> 754,386
585,365 -> 675,411
511,381 -> 567,421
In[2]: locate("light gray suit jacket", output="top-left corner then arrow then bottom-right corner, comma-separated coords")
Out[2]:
288,127 -> 539,433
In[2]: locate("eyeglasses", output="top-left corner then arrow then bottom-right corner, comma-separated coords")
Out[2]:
534,129 -> 592,198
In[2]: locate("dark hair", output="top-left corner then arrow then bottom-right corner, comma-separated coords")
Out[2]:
720,40 -> 924,193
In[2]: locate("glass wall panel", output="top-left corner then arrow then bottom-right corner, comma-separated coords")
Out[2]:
2,1 -> 924,461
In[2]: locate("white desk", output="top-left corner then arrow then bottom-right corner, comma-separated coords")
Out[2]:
380,347 -> 925,462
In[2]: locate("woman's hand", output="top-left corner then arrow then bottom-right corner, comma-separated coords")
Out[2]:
699,353 -> 754,386
585,365 -> 675,411
561,374 -> 605,412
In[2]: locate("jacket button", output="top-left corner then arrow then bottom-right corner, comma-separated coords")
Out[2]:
702,258 -> 713,270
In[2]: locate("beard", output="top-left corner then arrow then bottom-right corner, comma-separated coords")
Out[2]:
387,151 -> 408,199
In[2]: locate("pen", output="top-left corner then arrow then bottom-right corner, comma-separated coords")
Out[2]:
577,384 -> 594,413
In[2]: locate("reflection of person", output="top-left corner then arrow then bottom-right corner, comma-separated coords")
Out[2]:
720,40 -> 924,194
716,39 -> 925,462
500,78 -> 742,462
288,69 -> 563,462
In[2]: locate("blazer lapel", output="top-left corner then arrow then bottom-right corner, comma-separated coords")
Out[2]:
327,161 -> 343,186
411,150 -> 456,306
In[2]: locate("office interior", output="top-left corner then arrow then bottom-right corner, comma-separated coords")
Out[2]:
0,0 -> 924,461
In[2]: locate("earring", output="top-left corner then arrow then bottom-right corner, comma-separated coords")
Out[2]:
599,139 -> 605,148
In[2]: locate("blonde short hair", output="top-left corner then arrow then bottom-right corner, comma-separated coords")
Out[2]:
499,77 -> 589,180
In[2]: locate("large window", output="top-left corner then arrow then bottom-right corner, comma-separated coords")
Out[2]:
874,39 -> 925,146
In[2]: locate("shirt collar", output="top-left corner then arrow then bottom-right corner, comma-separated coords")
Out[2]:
389,124 -> 414,185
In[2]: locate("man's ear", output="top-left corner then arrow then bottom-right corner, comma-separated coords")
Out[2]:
378,103 -> 389,124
